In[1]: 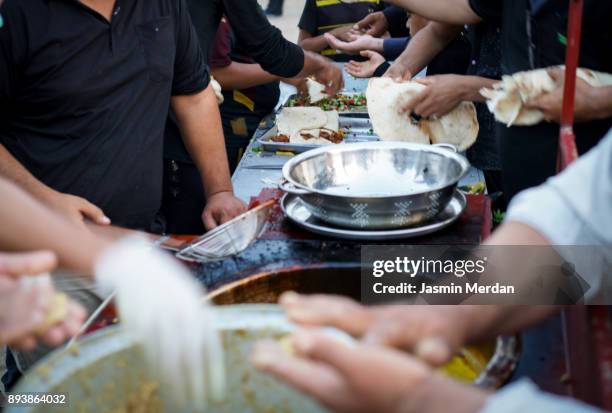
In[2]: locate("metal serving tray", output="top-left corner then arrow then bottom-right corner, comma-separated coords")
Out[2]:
257,117 -> 379,154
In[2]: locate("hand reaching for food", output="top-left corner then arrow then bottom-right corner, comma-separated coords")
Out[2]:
325,33 -> 384,55
0,251 -> 86,351
345,51 -> 386,79
252,329 -> 489,413
279,292 -> 471,366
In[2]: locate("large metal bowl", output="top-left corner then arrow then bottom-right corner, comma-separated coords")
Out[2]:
8,306 -> 329,413
281,142 -> 470,229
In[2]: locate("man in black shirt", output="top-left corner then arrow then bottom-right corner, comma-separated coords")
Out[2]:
0,0 -> 248,232
379,0 -> 612,202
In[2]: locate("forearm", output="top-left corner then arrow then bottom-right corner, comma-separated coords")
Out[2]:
456,76 -> 498,102
383,0 -> 481,24
587,85 -> 612,120
391,22 -> 462,77
172,86 -> 233,198
299,33 -> 330,53
0,144 -> 56,202
223,0 -> 304,77
212,62 -> 281,90
0,178 -> 109,275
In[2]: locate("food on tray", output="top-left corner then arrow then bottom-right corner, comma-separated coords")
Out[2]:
367,77 -> 478,150
480,66 -> 612,126
307,78 -> 328,103
274,107 -> 345,145
287,92 -> 367,112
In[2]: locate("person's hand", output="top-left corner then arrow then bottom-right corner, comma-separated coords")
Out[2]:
308,52 -> 344,95
0,251 -> 86,350
283,77 -> 309,95
353,11 -> 389,37
202,191 -> 247,231
252,330 -> 489,413
524,68 -> 609,123
43,190 -> 111,227
384,62 -> 412,82
280,293 -> 474,366
328,26 -> 354,42
345,51 -> 386,78
324,33 -> 383,55
400,75 -> 467,118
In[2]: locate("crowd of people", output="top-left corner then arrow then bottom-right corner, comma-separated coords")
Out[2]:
0,0 -> 611,412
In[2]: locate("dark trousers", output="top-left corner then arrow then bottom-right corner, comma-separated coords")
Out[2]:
497,122 -> 605,205
161,159 -> 207,235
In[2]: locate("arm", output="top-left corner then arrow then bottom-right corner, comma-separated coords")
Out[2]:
0,145 -> 111,226
403,74 -> 498,117
221,0 -> 343,94
383,0 -> 482,24
212,61 -> 281,90
171,86 -> 247,230
387,22 -> 463,79
298,29 -> 330,54
0,178 -> 110,275
525,69 -> 612,123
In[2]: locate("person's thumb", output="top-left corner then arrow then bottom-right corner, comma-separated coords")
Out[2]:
78,199 -> 111,225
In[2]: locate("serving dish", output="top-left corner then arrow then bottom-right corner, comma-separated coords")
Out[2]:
280,142 -> 470,230
281,191 -> 466,240
257,117 -> 379,154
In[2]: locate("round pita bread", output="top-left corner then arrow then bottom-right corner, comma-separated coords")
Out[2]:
366,77 -> 430,144
422,102 -> 479,151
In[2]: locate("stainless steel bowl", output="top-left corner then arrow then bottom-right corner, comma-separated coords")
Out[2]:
281,142 -> 471,229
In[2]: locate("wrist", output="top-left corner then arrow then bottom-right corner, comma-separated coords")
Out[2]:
404,374 -> 489,413
373,38 -> 385,52
587,86 -> 611,120
206,189 -> 234,199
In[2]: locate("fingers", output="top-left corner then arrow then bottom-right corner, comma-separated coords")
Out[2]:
291,330 -> 430,388
78,199 -> 111,225
202,210 -> 218,231
324,33 -> 344,50
0,251 -> 58,277
547,67 -> 565,83
280,292 -> 373,336
251,340 -> 346,408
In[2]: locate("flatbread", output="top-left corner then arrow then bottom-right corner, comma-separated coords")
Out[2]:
481,66 -> 612,126
307,78 -> 328,103
366,77 -> 430,144
422,101 -> 479,151
289,111 -> 341,145
277,107 -> 328,137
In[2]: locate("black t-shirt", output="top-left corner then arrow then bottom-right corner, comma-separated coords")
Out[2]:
299,0 -> 384,62
468,0 -> 612,200
0,0 -> 209,230
164,0 -> 305,163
